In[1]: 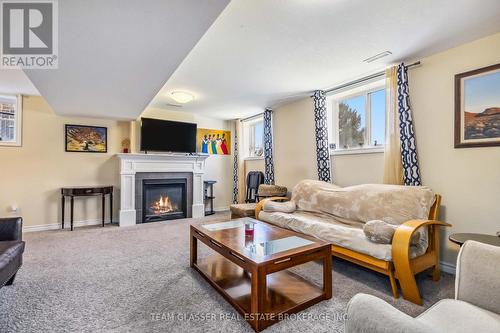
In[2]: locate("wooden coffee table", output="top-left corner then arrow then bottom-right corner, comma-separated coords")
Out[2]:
190,218 -> 332,332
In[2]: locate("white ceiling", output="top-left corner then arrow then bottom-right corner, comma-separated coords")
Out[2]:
150,0 -> 500,119
0,70 -> 40,96
21,0 -> 229,119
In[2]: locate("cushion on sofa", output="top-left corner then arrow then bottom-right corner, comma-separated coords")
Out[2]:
229,203 -> 257,218
291,180 -> 436,225
263,200 -> 296,213
259,211 -> 428,261
363,220 -> 421,245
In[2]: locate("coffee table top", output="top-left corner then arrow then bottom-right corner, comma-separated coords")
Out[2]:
190,217 -> 328,265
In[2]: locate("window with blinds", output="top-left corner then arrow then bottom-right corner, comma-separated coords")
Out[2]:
0,95 -> 21,146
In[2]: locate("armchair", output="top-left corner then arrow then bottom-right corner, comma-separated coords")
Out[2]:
345,240 -> 500,333
0,217 -> 25,288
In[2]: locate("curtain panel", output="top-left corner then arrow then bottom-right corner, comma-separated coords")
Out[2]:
232,120 -> 245,203
312,90 -> 332,182
397,63 -> 422,186
384,63 -> 422,186
263,108 -> 275,185
383,66 -> 404,185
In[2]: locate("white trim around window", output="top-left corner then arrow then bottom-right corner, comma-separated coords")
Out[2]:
0,94 -> 22,147
327,79 -> 385,155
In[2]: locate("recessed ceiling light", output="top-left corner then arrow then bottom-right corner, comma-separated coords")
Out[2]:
363,51 -> 392,63
171,91 -> 194,104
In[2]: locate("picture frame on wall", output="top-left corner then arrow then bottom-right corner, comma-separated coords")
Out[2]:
65,124 -> 108,153
454,63 -> 500,148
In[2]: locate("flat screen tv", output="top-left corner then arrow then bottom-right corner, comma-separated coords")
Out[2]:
140,118 -> 197,153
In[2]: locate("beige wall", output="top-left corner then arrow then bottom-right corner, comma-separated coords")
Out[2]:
0,96 -> 129,228
270,32 -> 500,266
273,98 -> 318,190
244,158 -> 265,177
137,108 -> 234,210
331,153 -> 384,186
410,32 -> 500,264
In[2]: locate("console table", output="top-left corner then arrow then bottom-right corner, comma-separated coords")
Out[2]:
61,186 -> 113,231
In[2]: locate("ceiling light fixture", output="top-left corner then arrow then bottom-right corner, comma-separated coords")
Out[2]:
171,91 -> 194,104
363,51 -> 392,63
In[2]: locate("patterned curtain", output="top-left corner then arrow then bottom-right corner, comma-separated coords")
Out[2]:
263,109 -> 275,185
312,90 -> 332,182
397,63 -> 422,186
232,120 -> 245,203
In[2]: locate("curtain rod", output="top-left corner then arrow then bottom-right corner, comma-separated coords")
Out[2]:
241,112 -> 264,122
322,61 -> 421,95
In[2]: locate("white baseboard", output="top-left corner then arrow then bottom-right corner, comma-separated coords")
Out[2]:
23,219 -> 107,232
440,261 -> 456,275
214,206 -> 229,212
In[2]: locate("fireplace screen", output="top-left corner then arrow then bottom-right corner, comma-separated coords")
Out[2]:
142,179 -> 187,222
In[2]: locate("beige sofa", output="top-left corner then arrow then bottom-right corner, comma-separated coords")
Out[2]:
345,240 -> 500,333
255,180 -> 450,304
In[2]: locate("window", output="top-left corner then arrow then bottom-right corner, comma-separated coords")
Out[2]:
243,116 -> 264,158
0,95 -> 22,146
330,84 -> 385,153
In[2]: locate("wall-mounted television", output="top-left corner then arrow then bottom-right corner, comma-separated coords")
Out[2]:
140,118 -> 197,153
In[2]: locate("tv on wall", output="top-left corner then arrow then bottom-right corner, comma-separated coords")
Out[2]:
140,118 -> 197,153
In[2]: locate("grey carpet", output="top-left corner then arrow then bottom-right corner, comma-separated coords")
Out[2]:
0,212 -> 454,332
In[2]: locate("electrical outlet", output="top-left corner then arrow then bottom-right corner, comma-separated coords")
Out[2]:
10,205 -> 18,213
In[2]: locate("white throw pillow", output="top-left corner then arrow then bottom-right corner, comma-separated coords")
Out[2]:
263,200 -> 296,213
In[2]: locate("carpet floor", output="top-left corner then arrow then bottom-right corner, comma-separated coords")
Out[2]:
0,213 -> 454,332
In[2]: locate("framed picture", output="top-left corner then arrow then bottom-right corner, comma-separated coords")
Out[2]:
455,63 -> 500,148
196,128 -> 231,155
65,124 -> 108,153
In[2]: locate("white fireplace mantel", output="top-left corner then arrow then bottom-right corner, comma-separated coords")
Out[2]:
116,153 -> 209,226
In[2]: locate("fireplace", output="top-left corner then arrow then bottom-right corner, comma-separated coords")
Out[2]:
142,178 -> 187,223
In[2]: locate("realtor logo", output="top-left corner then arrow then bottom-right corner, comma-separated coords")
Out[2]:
1,0 -> 58,68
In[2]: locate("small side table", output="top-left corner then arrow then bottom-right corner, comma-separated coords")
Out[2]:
61,186 -> 113,231
449,233 -> 500,247
203,181 -> 216,216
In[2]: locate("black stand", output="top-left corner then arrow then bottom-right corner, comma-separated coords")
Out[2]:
203,181 -> 216,216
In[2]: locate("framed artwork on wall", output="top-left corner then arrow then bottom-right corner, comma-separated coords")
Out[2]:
196,128 -> 231,155
65,124 -> 108,153
455,63 -> 500,148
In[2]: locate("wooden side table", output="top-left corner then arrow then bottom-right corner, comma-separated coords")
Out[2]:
61,186 -> 113,231
449,233 -> 500,247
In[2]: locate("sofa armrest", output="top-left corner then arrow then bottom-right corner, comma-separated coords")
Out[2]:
255,197 -> 289,219
345,293 -> 430,333
456,240 -> 500,314
0,217 -> 23,241
392,219 -> 451,304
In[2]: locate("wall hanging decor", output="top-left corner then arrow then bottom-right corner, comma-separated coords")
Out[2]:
65,124 -> 108,153
455,63 -> 500,148
197,128 -> 231,155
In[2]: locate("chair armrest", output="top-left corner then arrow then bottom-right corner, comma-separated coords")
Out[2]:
255,197 -> 289,219
345,293 -> 430,333
393,219 -> 451,256
456,240 -> 500,314
0,217 -> 23,241
392,219 -> 451,304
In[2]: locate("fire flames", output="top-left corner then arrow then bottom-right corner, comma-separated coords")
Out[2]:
150,195 -> 178,215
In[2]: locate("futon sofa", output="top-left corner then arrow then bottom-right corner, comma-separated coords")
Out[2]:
0,217 -> 25,288
345,240 -> 500,333
255,180 -> 450,304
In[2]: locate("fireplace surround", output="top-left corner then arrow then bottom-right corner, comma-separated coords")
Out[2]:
116,153 -> 208,227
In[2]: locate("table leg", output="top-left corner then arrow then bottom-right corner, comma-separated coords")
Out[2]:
61,195 -> 65,230
102,194 -> 105,227
323,249 -> 333,299
190,228 -> 197,267
251,266 -> 266,332
70,196 -> 74,231
110,192 -> 113,224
